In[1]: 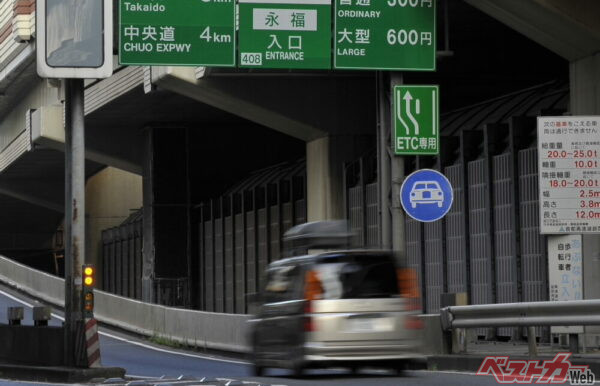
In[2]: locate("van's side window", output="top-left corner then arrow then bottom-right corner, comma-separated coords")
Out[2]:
263,265 -> 300,303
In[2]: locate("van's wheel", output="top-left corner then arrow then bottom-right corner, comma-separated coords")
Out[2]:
291,362 -> 304,378
393,360 -> 408,376
252,363 -> 265,377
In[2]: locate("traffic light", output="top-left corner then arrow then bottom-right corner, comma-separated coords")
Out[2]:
82,264 -> 95,317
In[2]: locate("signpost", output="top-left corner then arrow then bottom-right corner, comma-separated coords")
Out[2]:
37,0 -> 113,367
334,0 -> 436,71
400,169 -> 453,222
394,85 -> 439,155
238,0 -> 331,69
537,116 -> 600,234
119,0 -> 236,66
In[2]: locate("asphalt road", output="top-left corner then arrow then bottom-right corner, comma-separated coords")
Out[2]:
0,285 -> 503,386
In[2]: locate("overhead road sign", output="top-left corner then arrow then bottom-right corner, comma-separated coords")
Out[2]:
538,116 -> 600,234
119,0 -> 236,67
334,0 -> 436,71
37,0 -> 113,78
238,0 -> 332,69
400,169 -> 453,222
394,85 -> 439,155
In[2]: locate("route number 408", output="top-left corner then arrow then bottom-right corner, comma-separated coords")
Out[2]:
241,53 -> 262,66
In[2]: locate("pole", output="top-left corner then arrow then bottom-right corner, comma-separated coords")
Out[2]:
389,73 -> 405,256
527,326 -> 538,357
377,72 -> 406,258
64,78 -> 85,366
377,71 -> 391,249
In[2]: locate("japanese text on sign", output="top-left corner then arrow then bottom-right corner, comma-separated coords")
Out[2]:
334,0 -> 436,70
119,0 -> 236,67
394,85 -> 439,155
548,235 -> 583,334
537,116 -> 600,234
239,0 -> 331,70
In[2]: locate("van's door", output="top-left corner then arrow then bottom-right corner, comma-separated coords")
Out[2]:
306,253 -> 418,345
255,264 -> 304,360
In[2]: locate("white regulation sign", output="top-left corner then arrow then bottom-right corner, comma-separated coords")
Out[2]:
538,116 -> 600,234
548,234 -> 583,334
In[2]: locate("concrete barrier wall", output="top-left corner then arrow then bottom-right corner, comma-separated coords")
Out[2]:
0,255 -> 250,353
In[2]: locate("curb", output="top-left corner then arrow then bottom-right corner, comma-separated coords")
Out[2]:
0,363 -> 126,383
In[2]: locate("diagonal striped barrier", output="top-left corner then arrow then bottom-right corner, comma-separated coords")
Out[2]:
85,318 -> 101,368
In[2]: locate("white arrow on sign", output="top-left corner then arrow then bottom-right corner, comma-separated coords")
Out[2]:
396,89 -> 410,135
403,91 -> 420,136
397,89 -> 420,136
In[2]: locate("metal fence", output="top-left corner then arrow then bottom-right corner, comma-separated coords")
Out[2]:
196,160 -> 307,314
101,210 -> 143,300
343,81 -> 568,341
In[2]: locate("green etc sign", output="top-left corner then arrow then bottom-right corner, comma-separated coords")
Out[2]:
394,85 -> 440,155
119,0 -> 235,66
238,0 -> 332,69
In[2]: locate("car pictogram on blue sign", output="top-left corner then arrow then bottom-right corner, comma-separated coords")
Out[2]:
401,169 -> 453,222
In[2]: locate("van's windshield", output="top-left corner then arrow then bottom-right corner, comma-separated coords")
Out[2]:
314,254 -> 399,299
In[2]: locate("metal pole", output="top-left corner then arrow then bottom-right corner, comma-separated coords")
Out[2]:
389,73 -> 405,255
64,78 -> 85,366
569,333 -> 579,354
377,71 -> 391,249
527,326 -> 538,357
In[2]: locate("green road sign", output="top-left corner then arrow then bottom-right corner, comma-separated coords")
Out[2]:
119,0 -> 235,66
394,85 -> 439,155
334,0 -> 436,71
238,0 -> 331,69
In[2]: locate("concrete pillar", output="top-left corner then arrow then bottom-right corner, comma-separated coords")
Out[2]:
306,135 -> 370,222
570,53 -> 600,115
141,127 -> 192,305
570,53 -> 600,348
141,128 -> 155,303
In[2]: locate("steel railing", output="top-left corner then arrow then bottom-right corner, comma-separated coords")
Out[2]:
439,300 -> 600,355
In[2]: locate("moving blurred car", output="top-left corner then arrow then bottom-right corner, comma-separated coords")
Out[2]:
247,249 -> 423,376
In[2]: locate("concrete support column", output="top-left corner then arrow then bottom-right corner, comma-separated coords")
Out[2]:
141,127 -> 192,306
306,135 -> 369,222
141,128 -> 155,303
570,53 -> 600,115
570,53 -> 600,348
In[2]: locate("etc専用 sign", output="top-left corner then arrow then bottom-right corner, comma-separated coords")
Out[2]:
394,85 -> 439,155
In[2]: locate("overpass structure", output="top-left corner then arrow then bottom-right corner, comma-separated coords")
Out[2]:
0,0 -> 597,347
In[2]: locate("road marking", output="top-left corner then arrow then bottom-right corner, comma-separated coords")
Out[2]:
0,288 -> 250,366
98,330 -> 250,365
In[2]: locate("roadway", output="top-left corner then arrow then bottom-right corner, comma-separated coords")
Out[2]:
0,284 -> 500,386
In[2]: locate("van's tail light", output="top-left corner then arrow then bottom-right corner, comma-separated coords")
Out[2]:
303,270 -> 323,332
397,268 -> 423,329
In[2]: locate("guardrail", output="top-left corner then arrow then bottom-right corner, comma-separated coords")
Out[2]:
0,255 -> 250,353
440,300 -> 600,356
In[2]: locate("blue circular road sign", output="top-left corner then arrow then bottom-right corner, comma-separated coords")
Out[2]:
400,169 -> 453,222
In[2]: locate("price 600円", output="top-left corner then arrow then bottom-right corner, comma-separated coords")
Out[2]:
386,29 -> 433,46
